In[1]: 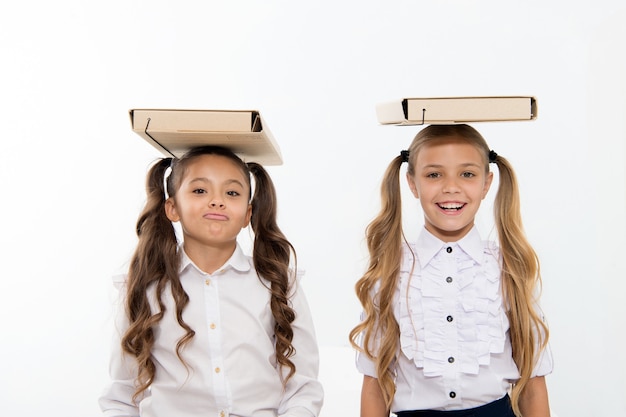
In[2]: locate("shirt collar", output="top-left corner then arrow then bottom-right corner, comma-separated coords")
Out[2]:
415,226 -> 485,267
179,243 -> 252,275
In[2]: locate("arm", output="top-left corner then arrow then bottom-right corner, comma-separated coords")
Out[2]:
277,279 -> 324,417
518,376 -> 550,417
361,375 -> 389,417
98,279 -> 142,416
520,300 -> 553,417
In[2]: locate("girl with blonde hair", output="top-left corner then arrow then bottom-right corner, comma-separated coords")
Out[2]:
350,124 -> 552,417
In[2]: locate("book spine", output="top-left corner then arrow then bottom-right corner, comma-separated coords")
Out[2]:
375,100 -> 408,124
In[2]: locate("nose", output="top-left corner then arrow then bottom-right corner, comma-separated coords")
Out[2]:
209,198 -> 225,208
442,177 -> 460,193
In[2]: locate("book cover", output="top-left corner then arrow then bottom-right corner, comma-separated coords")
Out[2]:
376,96 -> 537,125
129,109 -> 283,165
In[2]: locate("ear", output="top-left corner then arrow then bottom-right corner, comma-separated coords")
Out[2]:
482,172 -> 494,199
406,172 -> 419,199
165,198 -> 180,222
242,204 -> 252,228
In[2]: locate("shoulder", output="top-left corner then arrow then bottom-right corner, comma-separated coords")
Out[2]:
229,244 -> 254,272
402,240 -> 417,255
401,241 -> 418,271
112,273 -> 127,290
482,238 -> 501,261
285,267 -> 306,298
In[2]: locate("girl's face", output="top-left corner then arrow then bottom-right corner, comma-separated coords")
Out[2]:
165,154 -> 252,252
406,136 -> 493,242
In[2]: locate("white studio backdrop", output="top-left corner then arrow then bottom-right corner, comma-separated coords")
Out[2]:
1,1 -> 624,416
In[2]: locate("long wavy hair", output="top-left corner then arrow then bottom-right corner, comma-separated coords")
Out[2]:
349,124 -> 549,416
121,146 -> 297,402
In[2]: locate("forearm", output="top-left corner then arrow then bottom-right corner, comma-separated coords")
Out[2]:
361,375 -> 389,417
519,376 -> 550,417
279,284 -> 324,416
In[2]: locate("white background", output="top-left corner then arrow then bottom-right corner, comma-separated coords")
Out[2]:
1,1 -> 625,416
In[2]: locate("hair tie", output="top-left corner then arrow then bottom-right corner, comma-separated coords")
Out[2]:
488,150 -> 498,163
163,158 -> 174,200
400,150 -> 410,163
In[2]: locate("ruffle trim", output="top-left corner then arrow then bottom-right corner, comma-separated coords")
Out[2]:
396,242 -> 508,377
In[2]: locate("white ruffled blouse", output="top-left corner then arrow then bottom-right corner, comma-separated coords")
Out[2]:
356,226 -> 553,411
397,226 -> 506,377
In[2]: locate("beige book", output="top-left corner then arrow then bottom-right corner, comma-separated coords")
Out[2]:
129,109 -> 283,165
376,96 -> 537,125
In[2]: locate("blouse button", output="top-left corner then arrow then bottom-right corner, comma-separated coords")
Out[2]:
215,367 -> 221,373
205,278 -> 211,286
210,323 -> 216,330
446,276 -> 453,283
448,356 -> 455,363
446,315 -> 454,322
446,247 -> 452,253
449,391 -> 456,398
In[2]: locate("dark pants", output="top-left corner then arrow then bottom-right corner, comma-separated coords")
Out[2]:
395,395 -> 514,417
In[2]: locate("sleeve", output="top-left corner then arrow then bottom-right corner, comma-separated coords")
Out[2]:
354,279 -> 384,378
531,304 -> 554,378
277,270 -> 324,417
354,309 -> 380,378
98,275 -> 144,417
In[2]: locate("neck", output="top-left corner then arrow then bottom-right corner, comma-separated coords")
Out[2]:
183,241 -> 237,274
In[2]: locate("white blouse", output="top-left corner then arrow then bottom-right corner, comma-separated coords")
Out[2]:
356,227 -> 553,412
100,244 -> 323,417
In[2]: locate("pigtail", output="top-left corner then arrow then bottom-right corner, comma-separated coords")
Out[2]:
122,157 -> 194,403
247,162 -> 297,384
492,155 -> 549,417
350,125 -> 549,415
349,155 -> 406,410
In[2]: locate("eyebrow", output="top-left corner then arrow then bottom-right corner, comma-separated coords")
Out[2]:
421,162 -> 482,169
188,178 -> 246,188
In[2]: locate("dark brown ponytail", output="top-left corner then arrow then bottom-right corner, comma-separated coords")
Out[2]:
248,161 -> 298,382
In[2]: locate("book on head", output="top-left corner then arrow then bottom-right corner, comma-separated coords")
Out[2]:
376,96 -> 537,125
129,109 -> 283,165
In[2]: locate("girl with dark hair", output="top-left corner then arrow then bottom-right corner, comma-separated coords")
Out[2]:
350,125 -> 552,417
100,146 -> 323,417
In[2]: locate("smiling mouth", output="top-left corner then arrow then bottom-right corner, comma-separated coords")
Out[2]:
437,203 -> 466,211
